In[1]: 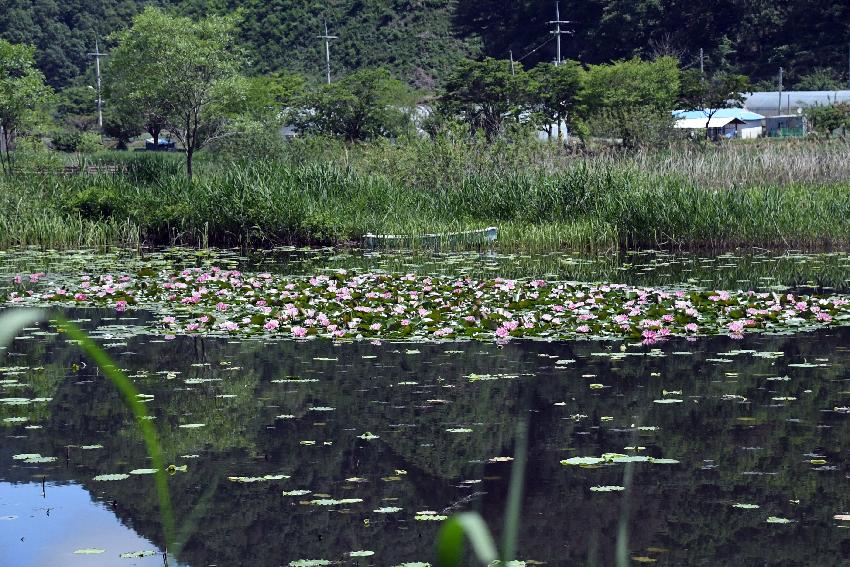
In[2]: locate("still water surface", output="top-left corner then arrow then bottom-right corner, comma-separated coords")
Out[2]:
2,249 -> 850,565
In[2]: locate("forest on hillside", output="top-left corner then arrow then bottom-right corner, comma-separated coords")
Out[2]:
1,0 -> 848,91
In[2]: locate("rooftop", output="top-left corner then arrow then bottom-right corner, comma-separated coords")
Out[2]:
673,108 -> 764,121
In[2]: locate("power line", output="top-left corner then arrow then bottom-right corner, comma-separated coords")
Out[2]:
515,36 -> 555,63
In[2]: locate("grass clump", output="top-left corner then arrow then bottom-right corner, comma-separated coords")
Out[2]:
3,137 -> 850,251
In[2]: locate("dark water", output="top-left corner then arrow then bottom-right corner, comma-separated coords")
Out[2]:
3,312 -> 850,566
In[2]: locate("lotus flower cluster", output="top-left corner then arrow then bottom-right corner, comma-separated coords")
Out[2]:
7,268 -> 850,343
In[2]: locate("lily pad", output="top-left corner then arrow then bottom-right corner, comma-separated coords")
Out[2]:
119,550 -> 157,558
93,473 -> 129,481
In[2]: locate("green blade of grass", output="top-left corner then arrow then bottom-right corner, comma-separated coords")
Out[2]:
437,512 -> 499,567
56,316 -> 176,553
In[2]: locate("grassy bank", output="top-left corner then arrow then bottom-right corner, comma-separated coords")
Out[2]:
2,138 -> 850,251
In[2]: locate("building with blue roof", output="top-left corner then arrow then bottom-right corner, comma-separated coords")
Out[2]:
673,108 -> 765,139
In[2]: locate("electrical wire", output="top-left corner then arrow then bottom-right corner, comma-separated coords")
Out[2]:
515,36 -> 555,62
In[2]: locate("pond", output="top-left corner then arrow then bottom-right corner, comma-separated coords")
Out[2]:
2,248 -> 850,566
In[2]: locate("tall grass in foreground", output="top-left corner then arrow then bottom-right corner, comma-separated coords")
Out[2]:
3,138 -> 850,251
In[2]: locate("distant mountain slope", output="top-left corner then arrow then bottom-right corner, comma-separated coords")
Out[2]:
1,0 -> 848,91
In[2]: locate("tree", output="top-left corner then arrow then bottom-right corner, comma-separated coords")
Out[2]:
583,57 -> 681,114
440,58 -> 526,142
55,85 -> 99,132
162,13 -> 245,178
794,68 -> 845,91
581,57 -> 681,149
106,8 -> 175,160
0,39 -> 53,175
103,106 -> 142,150
805,103 -> 850,136
679,69 -> 749,138
108,7 -> 245,178
241,72 -> 306,122
527,61 -> 585,141
293,68 -> 414,142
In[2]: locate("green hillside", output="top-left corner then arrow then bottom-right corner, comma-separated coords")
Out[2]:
1,0 -> 849,90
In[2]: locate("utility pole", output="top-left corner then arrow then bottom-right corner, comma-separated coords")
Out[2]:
88,39 -> 106,128
548,2 -> 571,66
777,66 -> 783,116
317,22 -> 337,84
509,50 -> 515,76
699,48 -> 704,76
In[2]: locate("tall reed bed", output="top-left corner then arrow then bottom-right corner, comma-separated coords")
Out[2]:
3,138 -> 850,251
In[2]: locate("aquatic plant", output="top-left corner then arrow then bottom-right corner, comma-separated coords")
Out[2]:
9,268 -> 850,343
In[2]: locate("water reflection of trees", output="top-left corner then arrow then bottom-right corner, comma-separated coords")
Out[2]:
3,326 -> 850,564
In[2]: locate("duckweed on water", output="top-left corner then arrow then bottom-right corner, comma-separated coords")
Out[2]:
8,268 -> 850,343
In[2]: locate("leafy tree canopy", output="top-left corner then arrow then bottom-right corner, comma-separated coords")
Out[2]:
293,68 -> 415,142
2,1 -> 849,91
583,57 -> 681,114
0,38 -> 53,173
107,7 -> 245,177
440,58 -> 525,142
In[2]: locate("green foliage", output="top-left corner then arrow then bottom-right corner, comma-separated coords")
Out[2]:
6,139 -> 850,251
440,58 -> 526,142
50,130 -> 102,153
678,70 -> 750,138
526,61 -> 586,140
105,7 -> 175,153
587,106 -> 679,150
3,0 -> 850,93
679,70 -> 749,111
12,134 -> 62,170
0,39 -> 53,174
805,103 -> 850,136
294,68 -> 415,141
50,130 -> 84,153
206,117 -> 287,161
55,86 -> 99,132
794,68 -> 846,91
241,72 -> 305,121
102,106 -> 142,150
76,131 -> 103,154
583,57 -> 681,114
108,7 -> 246,178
